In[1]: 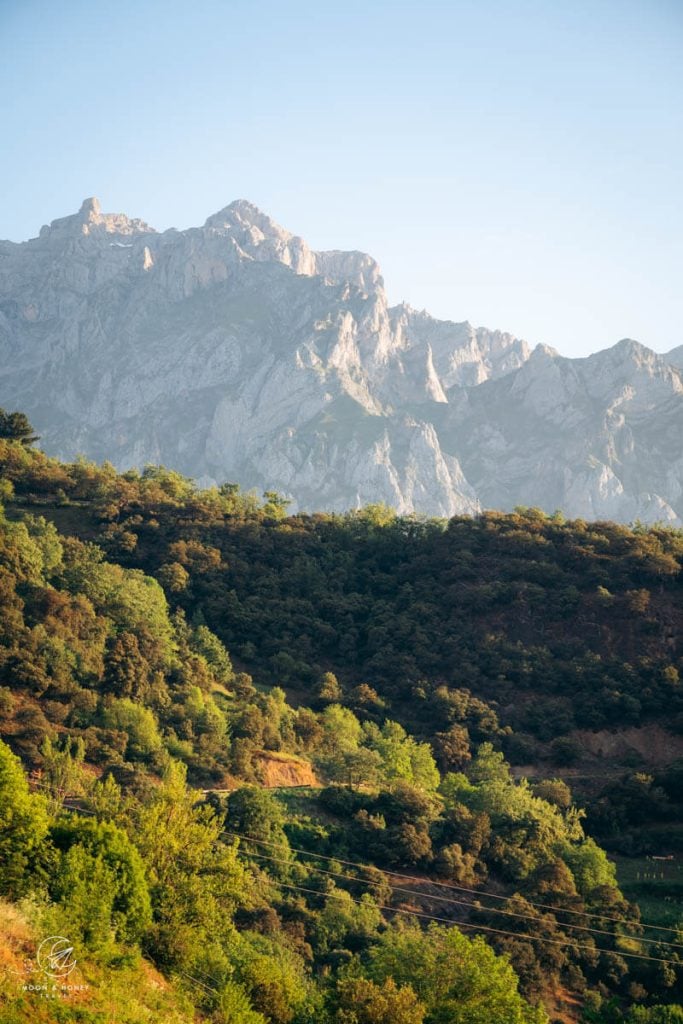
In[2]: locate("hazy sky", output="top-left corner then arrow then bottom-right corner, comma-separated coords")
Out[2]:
1,0 -> 682,357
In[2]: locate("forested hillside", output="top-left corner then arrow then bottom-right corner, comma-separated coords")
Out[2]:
0,422 -> 681,1023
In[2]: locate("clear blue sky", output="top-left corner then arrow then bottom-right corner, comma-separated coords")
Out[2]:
1,0 -> 681,356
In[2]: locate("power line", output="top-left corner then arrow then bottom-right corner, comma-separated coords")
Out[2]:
33,781 -> 682,938
217,824 -> 683,938
178,970 -> 218,996
186,965 -> 224,989
45,793 -> 683,967
272,879 -> 682,968
235,843 -> 683,952
36,784 -> 683,951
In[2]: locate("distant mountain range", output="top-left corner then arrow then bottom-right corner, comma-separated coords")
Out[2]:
1,198 -> 681,522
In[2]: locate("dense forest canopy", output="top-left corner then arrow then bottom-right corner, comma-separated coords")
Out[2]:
0,421 -> 681,1023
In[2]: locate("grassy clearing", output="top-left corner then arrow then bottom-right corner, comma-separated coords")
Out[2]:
614,855 -> 683,929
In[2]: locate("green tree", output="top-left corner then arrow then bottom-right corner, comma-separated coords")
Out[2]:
40,735 -> 87,810
562,838 -> 617,898
158,561 -> 190,593
50,816 -> 152,946
0,408 -> 39,445
320,705 -> 363,758
228,930 -> 314,1024
262,490 -> 292,520
313,887 -> 382,955
468,743 -> 511,786
192,625 -> 233,685
59,539 -> 176,654
334,975 -> 426,1024
432,725 -> 471,772
363,721 -> 440,792
367,921 -> 548,1023
317,671 -> 343,703
217,981 -> 267,1024
226,786 -> 290,863
532,779 -> 572,810
104,632 -> 151,698
0,739 -> 50,896
132,761 -> 250,969
626,1008 -> 683,1023
101,697 -> 164,762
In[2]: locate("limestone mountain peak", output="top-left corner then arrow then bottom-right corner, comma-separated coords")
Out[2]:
204,198 -> 285,235
37,197 -> 155,241
1,198 -> 681,524
79,196 -> 102,218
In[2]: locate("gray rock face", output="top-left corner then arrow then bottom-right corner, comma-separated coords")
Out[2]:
0,199 -> 681,522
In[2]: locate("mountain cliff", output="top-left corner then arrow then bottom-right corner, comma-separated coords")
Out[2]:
1,198 -> 681,522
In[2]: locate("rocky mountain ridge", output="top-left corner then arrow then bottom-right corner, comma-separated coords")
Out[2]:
0,198 -> 681,522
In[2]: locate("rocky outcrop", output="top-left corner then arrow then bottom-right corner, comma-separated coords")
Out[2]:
666,344 -> 683,369
446,340 -> 683,522
0,198 -> 681,522
255,753 -> 319,789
